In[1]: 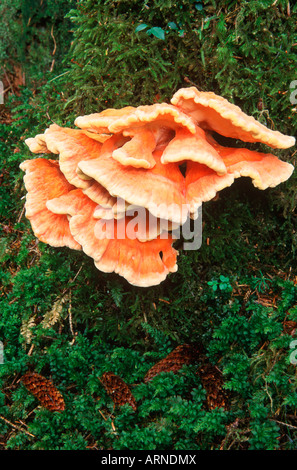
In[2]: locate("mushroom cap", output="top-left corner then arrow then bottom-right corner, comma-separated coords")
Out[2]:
93,205 -> 124,220
75,103 -> 197,170
19,159 -> 81,249
25,125 -> 122,211
185,162 -> 235,213
25,124 -> 103,189
44,124 -> 103,188
20,86 -> 295,287
82,181 -> 117,208
25,134 -> 51,154
185,140 -> 294,212
78,144 -> 188,225
74,106 -> 136,135
171,87 -> 296,149
94,234 -> 178,288
161,126 -> 227,175
75,103 -> 196,135
215,144 -> 295,190
46,188 -> 89,217
46,189 -> 178,287
112,127 -> 157,169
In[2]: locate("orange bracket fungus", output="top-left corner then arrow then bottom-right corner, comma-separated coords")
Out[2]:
20,87 -> 295,287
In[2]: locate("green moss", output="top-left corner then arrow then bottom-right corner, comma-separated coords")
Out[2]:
1,0 -> 297,451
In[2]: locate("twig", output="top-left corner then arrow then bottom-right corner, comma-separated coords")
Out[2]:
0,415 -> 35,438
48,70 -> 70,83
98,409 -> 107,421
71,265 -> 83,284
17,205 -> 25,224
49,25 -> 57,73
271,419 -> 297,430
60,265 -> 83,298
3,85 -> 13,94
1,67 -> 14,95
68,289 -> 75,342
184,76 -> 200,89
159,298 -> 170,304
50,25 -> 57,56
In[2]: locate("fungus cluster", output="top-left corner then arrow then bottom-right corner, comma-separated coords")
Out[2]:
20,87 -> 295,287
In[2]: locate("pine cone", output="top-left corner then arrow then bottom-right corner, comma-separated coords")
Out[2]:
283,320 -> 297,336
100,372 -> 137,411
144,343 -> 202,383
197,362 -> 229,410
21,372 -> 65,412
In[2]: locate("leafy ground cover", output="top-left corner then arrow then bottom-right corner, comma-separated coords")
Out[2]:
0,0 -> 297,450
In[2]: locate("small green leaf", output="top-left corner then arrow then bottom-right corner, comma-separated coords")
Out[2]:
135,24 -> 148,33
195,2 -> 203,10
168,22 -> 178,30
146,27 -> 165,40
